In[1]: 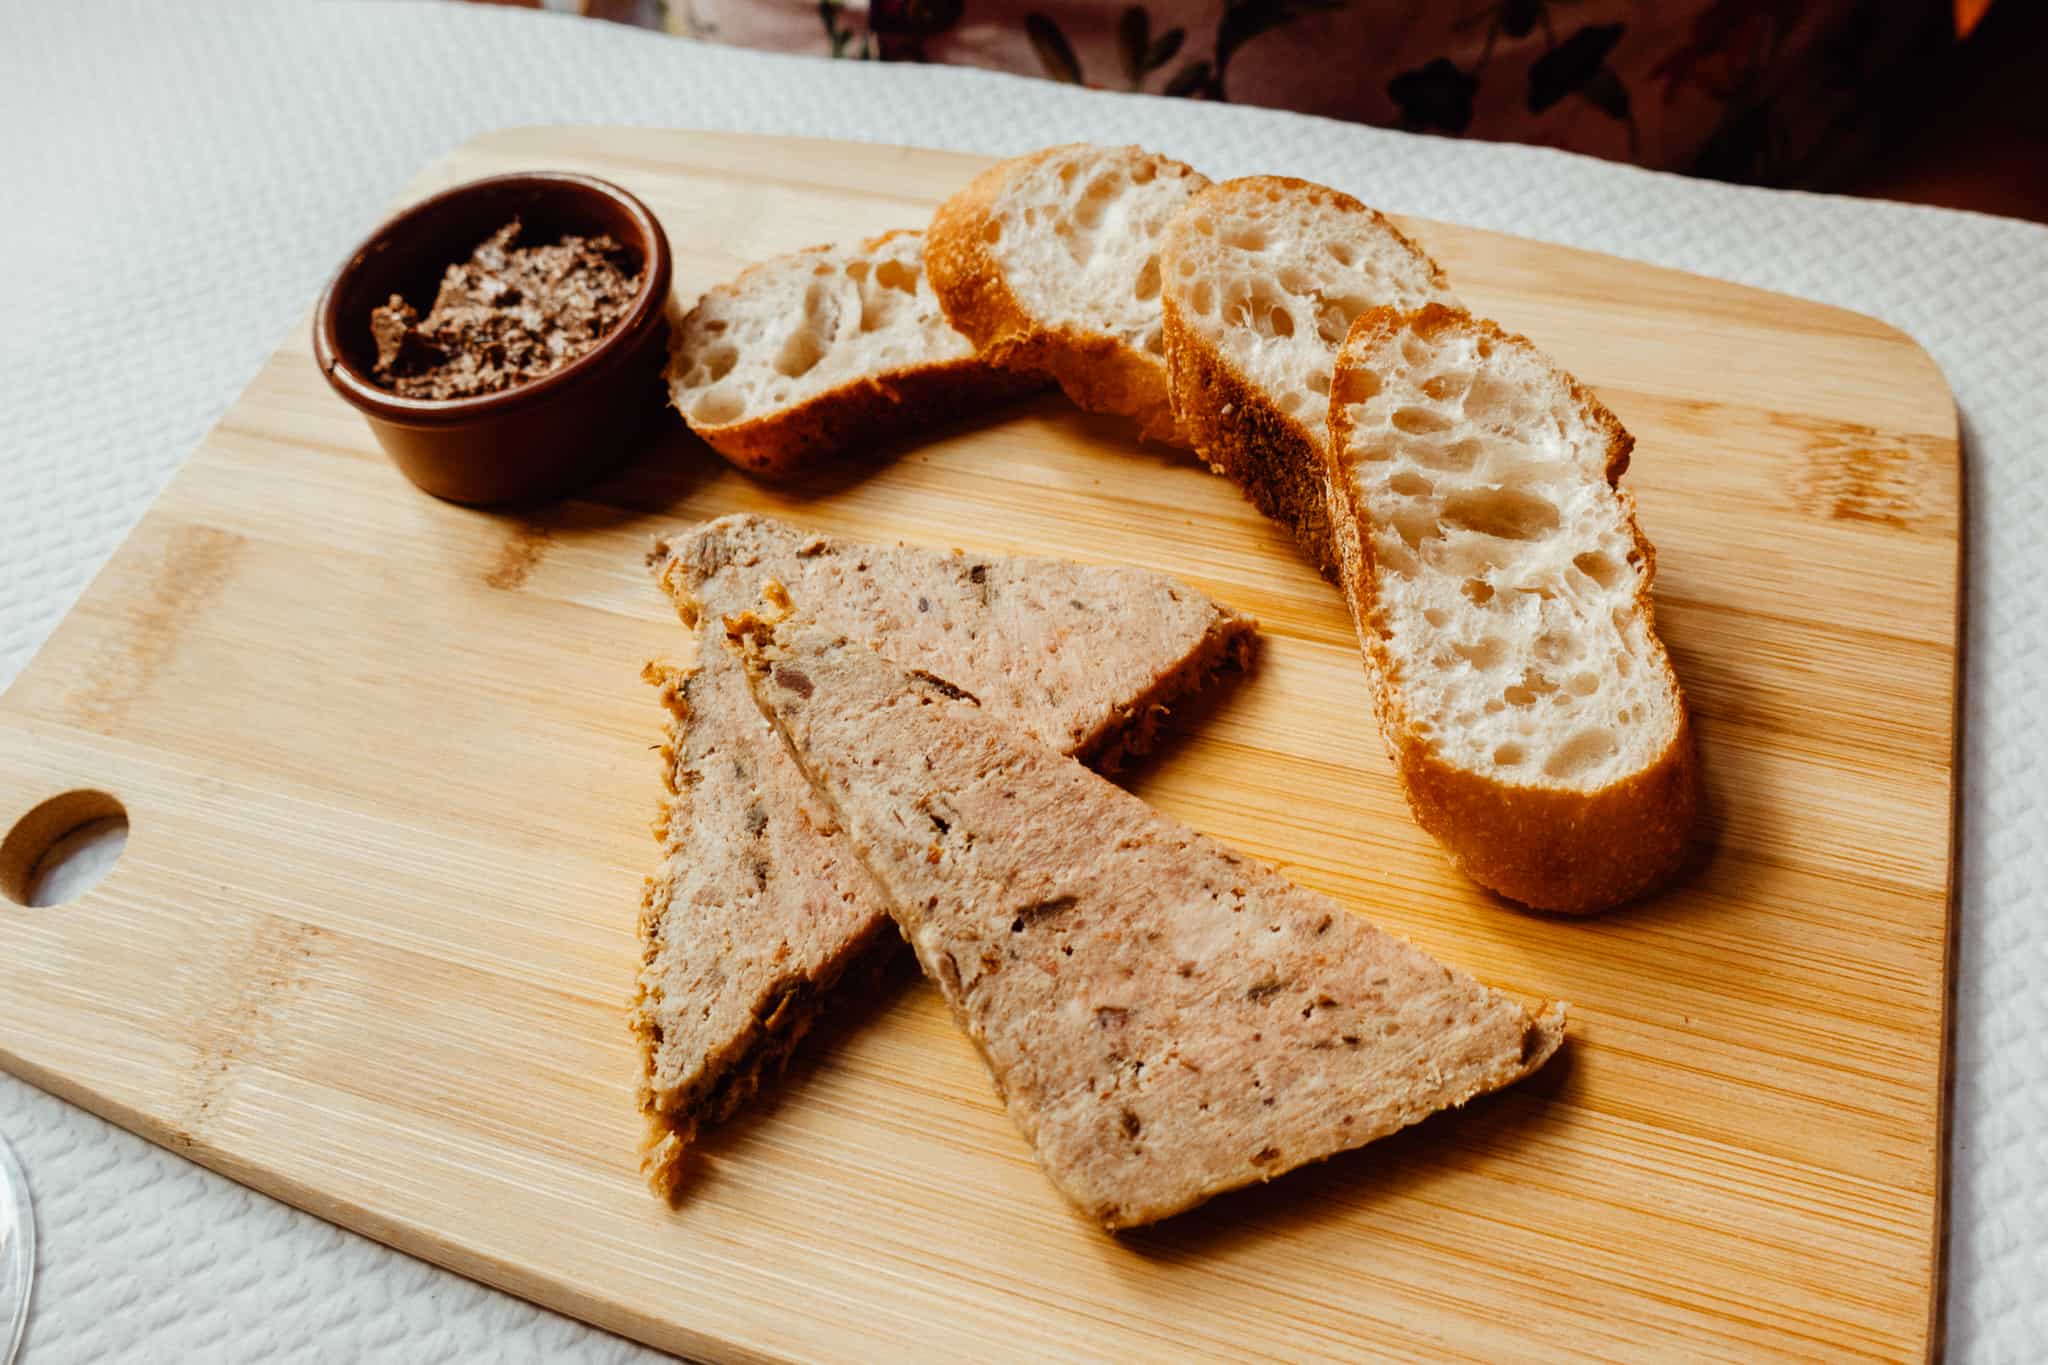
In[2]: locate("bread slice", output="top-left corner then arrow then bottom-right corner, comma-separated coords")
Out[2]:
667,229 -> 1041,478
926,144 -> 1209,441
1160,176 -> 1459,570
1326,304 -> 1698,913
729,611 -> 1564,1230
633,514 -> 1256,1196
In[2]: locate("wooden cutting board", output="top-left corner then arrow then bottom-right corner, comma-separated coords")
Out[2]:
0,128 -> 1958,1362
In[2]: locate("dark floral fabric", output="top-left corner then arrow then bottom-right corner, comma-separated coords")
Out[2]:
672,1 -> 1952,185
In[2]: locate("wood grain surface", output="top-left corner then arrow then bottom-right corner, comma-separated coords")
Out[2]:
0,128 -> 1959,1362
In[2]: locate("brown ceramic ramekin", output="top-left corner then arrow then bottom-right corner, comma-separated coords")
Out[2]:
313,172 -> 673,506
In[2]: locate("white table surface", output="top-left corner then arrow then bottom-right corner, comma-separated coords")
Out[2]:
3,2 -> 2044,1359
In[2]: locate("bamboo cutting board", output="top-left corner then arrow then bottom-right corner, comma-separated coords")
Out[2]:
0,129 -> 1958,1362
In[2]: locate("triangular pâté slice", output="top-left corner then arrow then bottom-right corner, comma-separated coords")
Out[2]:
729,612 -> 1565,1230
633,515 -> 1255,1196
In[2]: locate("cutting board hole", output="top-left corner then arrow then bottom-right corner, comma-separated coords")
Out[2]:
1,790 -> 128,908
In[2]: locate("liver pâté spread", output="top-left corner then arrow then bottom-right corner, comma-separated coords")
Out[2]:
370,219 -> 641,401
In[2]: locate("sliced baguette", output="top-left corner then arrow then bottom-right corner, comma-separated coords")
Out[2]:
1327,303 -> 1698,913
667,229 -> 1040,478
1161,176 -> 1459,570
729,611 -> 1565,1230
633,514 -> 1256,1197
926,144 -> 1209,441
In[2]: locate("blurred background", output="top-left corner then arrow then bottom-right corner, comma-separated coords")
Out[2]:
463,0 -> 2048,222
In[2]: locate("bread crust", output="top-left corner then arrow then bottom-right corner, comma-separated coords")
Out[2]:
1162,291 -> 1338,572
926,145 -> 1204,443
1327,303 -> 1700,913
688,356 -> 1039,480
1160,176 -> 1452,576
669,232 -> 1041,481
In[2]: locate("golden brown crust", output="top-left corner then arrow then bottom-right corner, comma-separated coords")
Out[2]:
1327,303 -> 1700,914
996,328 -> 1179,443
1390,717 -> 1698,915
1161,273 -> 1339,575
924,151 -> 1049,356
688,357 -> 1040,480
670,232 -> 1043,481
1159,177 -> 1451,577
927,145 -> 1202,443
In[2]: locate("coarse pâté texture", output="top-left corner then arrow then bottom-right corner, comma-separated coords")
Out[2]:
632,514 -> 1256,1198
370,218 -> 640,400
729,611 -> 1565,1230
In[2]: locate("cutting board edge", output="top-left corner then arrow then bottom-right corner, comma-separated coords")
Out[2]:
312,126 -> 1982,1361
0,125 -> 1963,1364
0,1035 -> 752,1364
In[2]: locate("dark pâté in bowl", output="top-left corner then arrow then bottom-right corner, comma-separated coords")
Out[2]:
314,172 -> 673,507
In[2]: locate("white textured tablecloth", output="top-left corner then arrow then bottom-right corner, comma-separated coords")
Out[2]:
3,2 -> 2043,1359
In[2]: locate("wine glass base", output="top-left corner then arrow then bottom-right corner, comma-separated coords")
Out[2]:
0,1133 -> 31,1365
